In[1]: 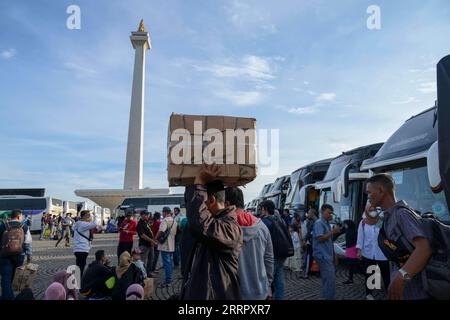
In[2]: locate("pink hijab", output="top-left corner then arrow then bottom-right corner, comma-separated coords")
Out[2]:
126,284 -> 144,300
44,282 -> 67,300
54,270 -> 78,300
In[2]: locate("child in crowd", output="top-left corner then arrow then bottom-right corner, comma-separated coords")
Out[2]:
285,224 -> 302,272
131,248 -> 147,279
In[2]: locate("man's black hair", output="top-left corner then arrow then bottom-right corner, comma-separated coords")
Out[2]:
80,210 -> 91,219
95,250 -> 106,261
206,180 -> 225,203
174,207 -> 180,213
153,212 -> 161,220
10,209 -> 22,219
308,208 -> 318,217
259,200 -> 275,215
225,187 -> 245,208
366,173 -> 396,193
321,204 -> 334,213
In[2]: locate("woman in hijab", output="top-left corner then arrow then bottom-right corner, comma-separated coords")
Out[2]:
54,270 -> 79,300
112,251 -> 144,300
356,202 -> 390,300
126,284 -> 144,300
341,220 -> 359,284
44,282 -> 67,300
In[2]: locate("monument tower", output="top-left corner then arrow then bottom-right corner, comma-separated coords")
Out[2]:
124,19 -> 151,190
75,20 -> 169,210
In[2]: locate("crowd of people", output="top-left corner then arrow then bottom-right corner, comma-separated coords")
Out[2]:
0,166 -> 438,300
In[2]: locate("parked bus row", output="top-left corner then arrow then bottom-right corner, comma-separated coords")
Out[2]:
246,103 -> 450,255
0,194 -> 110,233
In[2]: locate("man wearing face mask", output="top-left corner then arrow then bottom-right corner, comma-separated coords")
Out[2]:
356,201 -> 390,300
180,164 -> 243,300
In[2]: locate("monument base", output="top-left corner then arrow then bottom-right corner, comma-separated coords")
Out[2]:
74,188 -> 170,211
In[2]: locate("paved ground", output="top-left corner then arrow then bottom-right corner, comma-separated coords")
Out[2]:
4,233 -> 386,300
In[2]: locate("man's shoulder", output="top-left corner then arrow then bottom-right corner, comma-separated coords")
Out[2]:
313,219 -> 322,226
387,202 -> 419,223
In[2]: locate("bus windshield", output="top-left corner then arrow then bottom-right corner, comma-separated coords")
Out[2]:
387,166 -> 450,224
121,197 -> 185,207
286,169 -> 303,206
319,181 -> 360,223
0,198 -> 47,211
323,155 -> 352,182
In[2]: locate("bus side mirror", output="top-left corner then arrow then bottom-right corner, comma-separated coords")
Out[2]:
299,186 -> 307,208
339,164 -> 352,198
427,141 -> 443,193
332,178 -> 341,203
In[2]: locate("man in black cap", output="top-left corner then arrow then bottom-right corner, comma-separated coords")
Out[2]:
136,210 -> 157,275
180,164 -> 243,300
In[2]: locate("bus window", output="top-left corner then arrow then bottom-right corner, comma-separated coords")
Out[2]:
387,167 -> 450,224
0,198 -> 47,210
52,198 -> 63,207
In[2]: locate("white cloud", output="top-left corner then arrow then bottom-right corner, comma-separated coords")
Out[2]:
218,90 -> 262,106
276,105 -> 317,115
64,61 -> 97,78
225,0 -> 277,35
1,48 -> 16,60
316,92 -> 336,102
188,55 -> 281,106
262,24 -> 277,34
287,106 -> 317,115
392,97 -> 416,105
409,67 -> 435,73
194,55 -> 276,82
417,81 -> 436,94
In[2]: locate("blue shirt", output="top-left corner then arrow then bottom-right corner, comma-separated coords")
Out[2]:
312,218 -> 334,262
261,216 -> 273,233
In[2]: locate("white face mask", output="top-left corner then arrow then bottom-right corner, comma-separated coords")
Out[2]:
368,211 -> 379,219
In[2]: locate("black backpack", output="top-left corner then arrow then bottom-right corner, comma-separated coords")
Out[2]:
267,216 -> 294,259
378,204 -> 450,300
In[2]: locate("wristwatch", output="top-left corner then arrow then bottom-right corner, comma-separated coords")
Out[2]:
398,268 -> 411,281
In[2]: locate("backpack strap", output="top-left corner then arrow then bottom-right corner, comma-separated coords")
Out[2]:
393,204 -> 419,253
76,229 -> 92,242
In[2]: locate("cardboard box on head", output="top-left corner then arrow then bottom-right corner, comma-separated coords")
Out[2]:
167,113 -> 257,187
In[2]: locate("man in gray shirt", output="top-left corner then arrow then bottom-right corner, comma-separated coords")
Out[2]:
312,204 -> 341,300
366,174 -> 432,300
55,212 -> 74,247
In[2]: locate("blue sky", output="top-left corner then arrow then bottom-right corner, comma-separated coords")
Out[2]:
1,0 -> 449,204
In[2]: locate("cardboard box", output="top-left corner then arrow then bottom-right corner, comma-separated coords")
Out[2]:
167,113 -> 257,186
12,263 -> 39,292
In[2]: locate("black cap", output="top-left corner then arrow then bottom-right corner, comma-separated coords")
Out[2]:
162,206 -> 171,213
140,210 -> 150,216
206,180 -> 225,194
125,209 -> 134,216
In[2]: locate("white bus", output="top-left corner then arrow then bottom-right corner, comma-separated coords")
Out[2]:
0,196 -> 64,233
92,205 -> 111,226
63,200 -> 78,216
114,194 -> 185,219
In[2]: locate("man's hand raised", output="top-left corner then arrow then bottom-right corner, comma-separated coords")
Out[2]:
194,163 -> 221,185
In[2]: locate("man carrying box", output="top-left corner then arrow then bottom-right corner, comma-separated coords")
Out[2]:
180,164 -> 243,300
